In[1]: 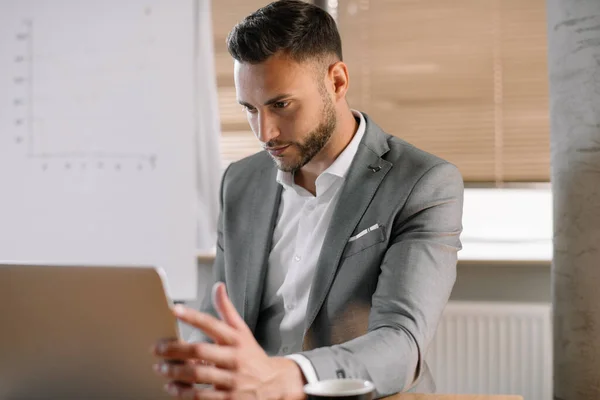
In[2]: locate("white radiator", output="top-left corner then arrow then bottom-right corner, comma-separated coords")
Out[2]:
426,301 -> 552,400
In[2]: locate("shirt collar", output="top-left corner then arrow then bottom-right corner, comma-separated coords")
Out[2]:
276,109 -> 366,195
323,109 -> 366,179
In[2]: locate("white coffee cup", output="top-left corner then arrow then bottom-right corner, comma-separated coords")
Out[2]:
304,379 -> 375,400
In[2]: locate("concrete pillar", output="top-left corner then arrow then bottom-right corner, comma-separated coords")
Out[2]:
547,2 -> 600,399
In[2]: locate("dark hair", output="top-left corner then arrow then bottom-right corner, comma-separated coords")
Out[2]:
226,0 -> 343,64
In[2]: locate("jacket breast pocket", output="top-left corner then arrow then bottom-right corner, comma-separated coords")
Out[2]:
341,225 -> 386,259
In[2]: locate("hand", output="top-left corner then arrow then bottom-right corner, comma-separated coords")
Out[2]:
152,283 -> 307,400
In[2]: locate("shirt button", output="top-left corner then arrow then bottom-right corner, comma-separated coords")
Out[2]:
294,255 -> 301,262
285,303 -> 295,311
281,346 -> 289,353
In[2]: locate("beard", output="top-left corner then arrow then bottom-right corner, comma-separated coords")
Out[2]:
266,97 -> 337,173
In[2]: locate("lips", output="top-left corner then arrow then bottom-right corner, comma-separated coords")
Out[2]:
266,145 -> 290,157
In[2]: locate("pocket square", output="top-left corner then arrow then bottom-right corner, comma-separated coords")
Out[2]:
348,224 -> 380,242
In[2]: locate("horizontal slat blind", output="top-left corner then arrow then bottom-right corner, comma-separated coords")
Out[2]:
212,0 -> 272,166
337,0 -> 550,182
212,0 -> 550,182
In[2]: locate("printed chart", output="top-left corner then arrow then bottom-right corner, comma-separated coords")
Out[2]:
0,0 -> 198,300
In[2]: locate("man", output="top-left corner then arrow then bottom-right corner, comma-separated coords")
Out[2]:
152,1 -> 463,399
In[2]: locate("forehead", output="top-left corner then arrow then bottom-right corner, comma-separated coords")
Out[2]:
234,54 -> 320,97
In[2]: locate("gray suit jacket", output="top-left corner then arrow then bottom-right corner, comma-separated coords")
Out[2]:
199,113 -> 464,397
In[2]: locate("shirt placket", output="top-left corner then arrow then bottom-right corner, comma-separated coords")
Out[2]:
284,195 -> 319,351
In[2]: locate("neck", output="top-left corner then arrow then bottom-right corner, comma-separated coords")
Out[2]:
294,107 -> 358,195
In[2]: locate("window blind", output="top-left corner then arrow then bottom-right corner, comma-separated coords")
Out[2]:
212,0 -> 550,183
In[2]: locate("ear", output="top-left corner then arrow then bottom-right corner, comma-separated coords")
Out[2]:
328,61 -> 350,102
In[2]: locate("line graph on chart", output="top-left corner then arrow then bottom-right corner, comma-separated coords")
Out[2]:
6,7 -> 163,173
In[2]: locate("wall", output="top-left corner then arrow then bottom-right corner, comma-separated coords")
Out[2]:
453,262 -> 551,303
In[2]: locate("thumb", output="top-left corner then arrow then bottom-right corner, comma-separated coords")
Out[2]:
212,282 -> 249,332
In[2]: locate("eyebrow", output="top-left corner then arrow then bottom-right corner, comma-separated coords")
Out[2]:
238,94 -> 292,108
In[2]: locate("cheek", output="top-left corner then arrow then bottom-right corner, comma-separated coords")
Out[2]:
280,109 -> 313,137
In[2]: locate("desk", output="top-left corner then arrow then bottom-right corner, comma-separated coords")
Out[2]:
384,394 -> 522,400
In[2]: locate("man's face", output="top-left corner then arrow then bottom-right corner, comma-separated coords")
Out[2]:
234,54 -> 337,172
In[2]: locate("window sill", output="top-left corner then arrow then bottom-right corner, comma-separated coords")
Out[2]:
460,187 -> 552,262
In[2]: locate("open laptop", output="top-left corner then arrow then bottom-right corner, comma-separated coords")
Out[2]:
0,264 -> 181,400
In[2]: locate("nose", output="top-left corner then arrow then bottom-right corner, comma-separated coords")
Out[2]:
256,112 -> 279,144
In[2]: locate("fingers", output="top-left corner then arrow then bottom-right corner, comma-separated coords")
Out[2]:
154,341 -> 237,369
212,283 -> 250,333
172,306 -> 238,345
156,363 -> 234,388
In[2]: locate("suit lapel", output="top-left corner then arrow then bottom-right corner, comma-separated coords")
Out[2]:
304,116 -> 392,334
240,163 -> 282,331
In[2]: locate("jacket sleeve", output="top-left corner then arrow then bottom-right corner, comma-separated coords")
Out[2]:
297,162 -> 464,397
187,164 -> 231,343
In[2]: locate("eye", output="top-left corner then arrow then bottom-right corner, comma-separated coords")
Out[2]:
242,105 -> 257,114
273,101 -> 289,109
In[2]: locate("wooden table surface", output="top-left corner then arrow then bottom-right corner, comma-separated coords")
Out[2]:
383,393 -> 522,400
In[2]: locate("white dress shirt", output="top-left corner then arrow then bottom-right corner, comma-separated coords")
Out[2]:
262,110 -> 366,382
